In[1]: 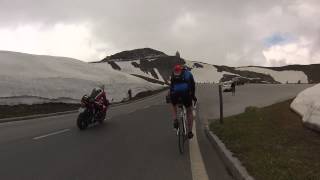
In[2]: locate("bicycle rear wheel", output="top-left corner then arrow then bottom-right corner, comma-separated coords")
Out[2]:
178,117 -> 186,154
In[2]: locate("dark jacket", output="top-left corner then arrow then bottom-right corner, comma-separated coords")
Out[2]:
231,82 -> 236,88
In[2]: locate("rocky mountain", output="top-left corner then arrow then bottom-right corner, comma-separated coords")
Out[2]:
97,48 -> 320,84
101,48 -> 167,62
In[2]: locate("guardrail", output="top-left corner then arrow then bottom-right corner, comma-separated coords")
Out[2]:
0,89 -> 168,124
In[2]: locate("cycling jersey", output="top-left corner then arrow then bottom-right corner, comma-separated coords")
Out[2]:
170,70 -> 195,96
170,69 -> 196,107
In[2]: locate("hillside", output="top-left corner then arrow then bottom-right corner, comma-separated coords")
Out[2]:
0,51 -> 163,105
97,48 -> 318,84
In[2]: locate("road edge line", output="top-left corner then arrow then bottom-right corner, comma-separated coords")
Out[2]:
204,125 -> 255,180
190,120 -> 210,180
0,110 -> 78,124
189,105 -> 210,180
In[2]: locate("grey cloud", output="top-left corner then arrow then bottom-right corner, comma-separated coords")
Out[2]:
0,0 -> 319,66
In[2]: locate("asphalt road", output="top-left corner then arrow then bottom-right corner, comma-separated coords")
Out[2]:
0,84 -> 312,180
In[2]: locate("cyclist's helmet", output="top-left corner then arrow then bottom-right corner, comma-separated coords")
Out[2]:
173,64 -> 183,76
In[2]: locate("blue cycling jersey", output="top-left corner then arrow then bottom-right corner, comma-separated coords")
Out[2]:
171,70 -> 192,93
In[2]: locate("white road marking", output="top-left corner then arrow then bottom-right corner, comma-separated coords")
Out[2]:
33,129 -> 70,140
189,116 -> 210,180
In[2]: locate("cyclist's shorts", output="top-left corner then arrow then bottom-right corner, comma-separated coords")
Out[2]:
170,92 -> 192,108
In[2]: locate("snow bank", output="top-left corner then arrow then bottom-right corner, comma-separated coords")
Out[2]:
291,84 -> 320,131
236,67 -> 308,84
0,51 -> 163,105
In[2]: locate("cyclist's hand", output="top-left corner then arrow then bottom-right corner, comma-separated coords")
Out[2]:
193,96 -> 197,102
193,96 -> 197,106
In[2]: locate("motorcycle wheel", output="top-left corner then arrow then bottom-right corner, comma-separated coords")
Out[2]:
77,112 -> 88,130
98,112 -> 106,124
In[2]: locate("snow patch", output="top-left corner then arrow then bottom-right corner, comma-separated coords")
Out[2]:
108,60 -> 158,80
236,66 -> 308,84
186,61 -> 235,83
154,68 -> 164,81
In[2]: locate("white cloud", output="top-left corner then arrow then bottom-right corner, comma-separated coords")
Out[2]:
245,0 -> 320,66
263,37 -> 320,66
0,23 -> 117,61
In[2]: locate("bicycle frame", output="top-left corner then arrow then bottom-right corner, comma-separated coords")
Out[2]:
177,104 -> 187,136
174,97 -> 197,154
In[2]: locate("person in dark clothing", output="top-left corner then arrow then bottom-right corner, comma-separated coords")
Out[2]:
128,89 -> 132,100
231,81 -> 236,96
89,87 -> 109,114
169,64 -> 197,139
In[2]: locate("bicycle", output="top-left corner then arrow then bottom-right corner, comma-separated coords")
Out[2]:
176,98 -> 188,154
166,94 -> 197,154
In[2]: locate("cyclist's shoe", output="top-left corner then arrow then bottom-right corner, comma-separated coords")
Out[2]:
173,119 -> 179,129
188,131 -> 194,139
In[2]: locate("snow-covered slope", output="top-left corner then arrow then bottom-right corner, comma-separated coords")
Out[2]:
236,67 -> 308,84
291,84 -> 320,131
186,61 -> 234,83
107,60 -> 159,80
101,48 -> 315,84
104,58 -> 312,84
97,48 -> 320,85
0,51 -> 163,105
108,60 -> 233,84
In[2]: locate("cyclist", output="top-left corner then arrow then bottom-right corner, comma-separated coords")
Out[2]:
169,64 -> 197,139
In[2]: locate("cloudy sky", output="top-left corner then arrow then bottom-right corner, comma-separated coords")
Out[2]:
0,0 -> 319,66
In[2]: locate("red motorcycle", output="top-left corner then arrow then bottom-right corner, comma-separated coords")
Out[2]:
77,87 -> 109,130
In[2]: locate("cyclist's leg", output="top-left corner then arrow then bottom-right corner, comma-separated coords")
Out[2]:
186,106 -> 193,131
170,93 -> 179,129
171,105 -> 177,120
183,94 -> 194,138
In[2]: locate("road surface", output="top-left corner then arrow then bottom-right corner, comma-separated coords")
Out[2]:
0,84 -> 312,180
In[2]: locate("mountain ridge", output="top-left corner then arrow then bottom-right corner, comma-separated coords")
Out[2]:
98,48 -> 320,84
100,48 -> 167,62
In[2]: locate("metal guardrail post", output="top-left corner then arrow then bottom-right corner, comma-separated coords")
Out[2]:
219,84 -> 224,124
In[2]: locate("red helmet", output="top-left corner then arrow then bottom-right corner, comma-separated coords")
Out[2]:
173,64 -> 183,75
